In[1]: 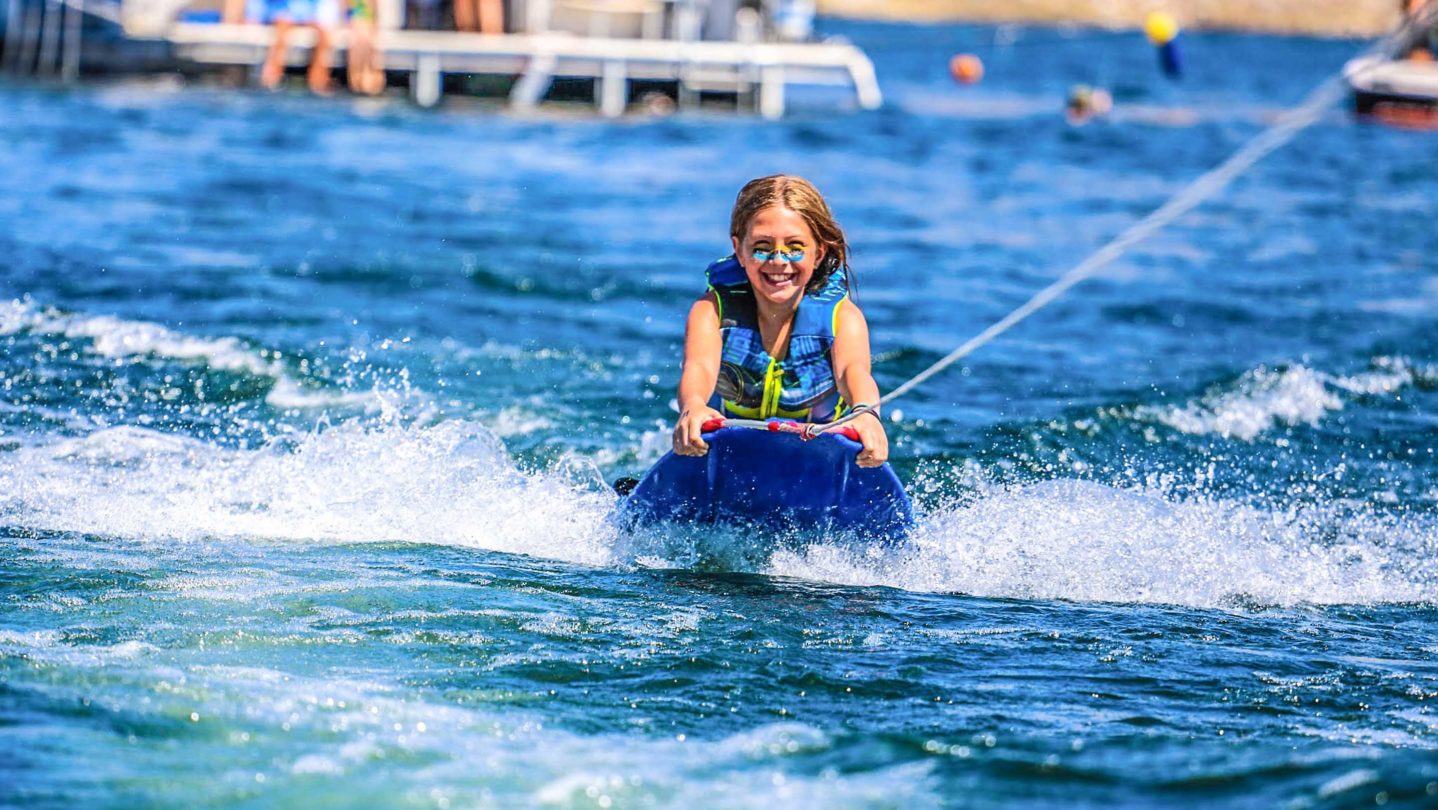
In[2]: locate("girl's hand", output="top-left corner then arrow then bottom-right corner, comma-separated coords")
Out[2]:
673,406 -> 724,456
850,411 -> 889,468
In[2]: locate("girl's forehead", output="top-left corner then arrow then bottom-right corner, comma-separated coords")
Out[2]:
744,205 -> 813,239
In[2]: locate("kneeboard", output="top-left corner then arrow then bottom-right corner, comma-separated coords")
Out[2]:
618,427 -> 914,541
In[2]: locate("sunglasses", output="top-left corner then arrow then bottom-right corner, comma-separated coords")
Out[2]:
750,246 -> 807,264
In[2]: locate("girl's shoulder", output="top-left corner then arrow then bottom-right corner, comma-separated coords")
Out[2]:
831,296 -> 873,348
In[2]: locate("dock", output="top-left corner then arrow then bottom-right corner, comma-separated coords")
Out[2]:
1,0 -> 883,118
165,23 -> 882,116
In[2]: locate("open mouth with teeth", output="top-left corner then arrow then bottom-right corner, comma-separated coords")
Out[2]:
759,271 -> 799,289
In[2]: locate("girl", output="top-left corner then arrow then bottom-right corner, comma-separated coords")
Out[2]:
673,175 -> 889,468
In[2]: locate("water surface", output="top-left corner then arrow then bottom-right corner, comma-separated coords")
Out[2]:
3,21 -> 1438,808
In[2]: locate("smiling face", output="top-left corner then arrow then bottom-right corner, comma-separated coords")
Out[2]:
732,205 -> 826,310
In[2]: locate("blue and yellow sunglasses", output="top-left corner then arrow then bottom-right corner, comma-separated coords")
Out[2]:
750,245 -> 807,263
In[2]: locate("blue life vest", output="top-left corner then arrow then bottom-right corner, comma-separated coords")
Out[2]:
705,255 -> 848,423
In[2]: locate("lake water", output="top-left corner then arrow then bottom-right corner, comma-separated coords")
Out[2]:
3,19 -> 1438,808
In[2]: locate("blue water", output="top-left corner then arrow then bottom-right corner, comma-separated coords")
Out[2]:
4,20 -> 1438,807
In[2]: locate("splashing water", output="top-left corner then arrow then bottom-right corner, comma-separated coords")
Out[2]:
3,414 -> 1432,610
2,296 -> 373,411
0,419 -> 620,565
1132,358 -> 1437,441
773,479 -> 1437,608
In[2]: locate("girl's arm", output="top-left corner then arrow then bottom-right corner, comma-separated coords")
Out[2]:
674,291 -> 724,456
832,298 -> 889,468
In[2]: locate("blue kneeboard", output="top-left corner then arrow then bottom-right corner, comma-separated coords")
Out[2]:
618,427 -> 914,542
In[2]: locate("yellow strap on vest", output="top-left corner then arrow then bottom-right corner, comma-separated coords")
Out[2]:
760,357 -> 783,418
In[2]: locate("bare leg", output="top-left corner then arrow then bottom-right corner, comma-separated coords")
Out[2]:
453,0 -> 475,31
478,0 -> 501,33
347,19 -> 366,91
260,20 -> 292,88
308,25 -> 334,94
347,19 -> 384,94
363,28 -> 386,94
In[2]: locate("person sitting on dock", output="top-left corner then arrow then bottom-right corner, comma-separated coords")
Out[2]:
345,0 -> 385,95
258,0 -> 340,94
453,0 -> 503,34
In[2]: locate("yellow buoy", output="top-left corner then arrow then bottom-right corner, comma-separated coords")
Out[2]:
1144,12 -> 1179,47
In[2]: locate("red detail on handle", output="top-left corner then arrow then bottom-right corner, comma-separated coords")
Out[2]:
768,420 -> 862,442
699,418 -> 860,443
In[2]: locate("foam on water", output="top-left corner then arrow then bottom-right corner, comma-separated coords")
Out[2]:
0,419 -> 619,566
487,405 -> 556,438
0,297 -> 368,409
1131,357 -> 1435,441
4,414 -> 1430,610
765,477 -> 1437,609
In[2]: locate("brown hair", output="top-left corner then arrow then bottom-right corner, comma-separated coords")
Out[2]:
730,175 -> 850,294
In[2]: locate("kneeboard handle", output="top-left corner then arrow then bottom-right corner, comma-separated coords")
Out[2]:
701,418 -> 861,442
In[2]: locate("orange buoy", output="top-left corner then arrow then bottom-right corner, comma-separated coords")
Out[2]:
949,53 -> 984,85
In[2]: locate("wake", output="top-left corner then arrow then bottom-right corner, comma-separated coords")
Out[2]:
2,418 -> 1433,610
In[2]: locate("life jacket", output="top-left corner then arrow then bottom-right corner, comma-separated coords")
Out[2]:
705,255 -> 848,423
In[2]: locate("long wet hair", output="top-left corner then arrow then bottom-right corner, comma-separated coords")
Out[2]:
730,175 -> 852,294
